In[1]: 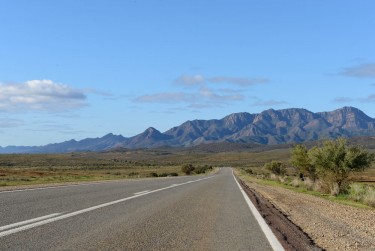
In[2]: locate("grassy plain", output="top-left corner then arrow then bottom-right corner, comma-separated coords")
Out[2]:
1,139 -> 374,187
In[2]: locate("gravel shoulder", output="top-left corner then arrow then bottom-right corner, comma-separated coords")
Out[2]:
238,174 -> 375,251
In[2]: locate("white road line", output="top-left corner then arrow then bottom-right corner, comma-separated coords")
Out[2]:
0,213 -> 61,232
0,182 -> 109,194
0,176 -> 214,238
133,190 -> 150,195
232,169 -> 284,251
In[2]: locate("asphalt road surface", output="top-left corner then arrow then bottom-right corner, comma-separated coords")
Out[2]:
0,168 -> 280,251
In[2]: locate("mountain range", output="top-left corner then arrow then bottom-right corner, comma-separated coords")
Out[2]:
2,106 -> 375,153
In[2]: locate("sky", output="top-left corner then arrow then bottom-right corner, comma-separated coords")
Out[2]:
1,0 -> 375,146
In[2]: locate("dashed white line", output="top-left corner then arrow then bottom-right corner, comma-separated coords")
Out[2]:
0,176 -> 214,238
133,190 -> 150,195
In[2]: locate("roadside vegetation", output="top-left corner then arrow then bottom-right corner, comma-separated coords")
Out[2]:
0,151 -> 217,186
1,137 -> 374,208
181,164 -> 213,175
242,138 -> 375,208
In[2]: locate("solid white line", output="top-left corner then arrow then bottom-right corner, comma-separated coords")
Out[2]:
232,169 -> 284,251
0,213 -> 61,232
0,176 -> 214,238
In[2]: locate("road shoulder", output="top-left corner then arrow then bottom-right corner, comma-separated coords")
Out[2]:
237,173 -> 375,251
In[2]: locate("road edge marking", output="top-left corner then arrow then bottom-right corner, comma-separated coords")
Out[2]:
0,213 -> 62,232
232,169 -> 285,251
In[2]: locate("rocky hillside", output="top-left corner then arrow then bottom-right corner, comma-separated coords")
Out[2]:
1,107 -> 375,153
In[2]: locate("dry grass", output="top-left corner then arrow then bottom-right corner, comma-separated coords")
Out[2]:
0,143 -> 373,187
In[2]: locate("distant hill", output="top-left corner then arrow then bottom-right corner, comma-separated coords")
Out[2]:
1,106 -> 375,153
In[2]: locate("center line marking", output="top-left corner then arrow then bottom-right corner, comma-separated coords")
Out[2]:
133,190 -> 150,195
0,176 -> 214,238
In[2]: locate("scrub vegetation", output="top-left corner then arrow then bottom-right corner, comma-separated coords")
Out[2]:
245,138 -> 375,207
1,137 -> 374,208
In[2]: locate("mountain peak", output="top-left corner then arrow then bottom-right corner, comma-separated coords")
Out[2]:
144,127 -> 161,136
1,107 -> 375,153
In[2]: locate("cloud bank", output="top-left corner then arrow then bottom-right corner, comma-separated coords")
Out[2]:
134,87 -> 244,105
174,74 -> 269,87
333,94 -> 375,103
0,80 -> 88,112
341,63 -> 375,78
134,74 -> 280,110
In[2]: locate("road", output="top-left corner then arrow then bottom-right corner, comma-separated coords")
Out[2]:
0,168 -> 281,251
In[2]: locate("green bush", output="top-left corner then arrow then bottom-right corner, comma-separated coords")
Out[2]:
195,165 -> 212,174
309,138 -> 374,195
348,183 -> 375,207
264,161 -> 287,176
181,164 -> 195,175
128,172 -> 139,177
291,139 -> 375,195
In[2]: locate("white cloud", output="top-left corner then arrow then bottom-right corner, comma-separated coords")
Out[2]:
341,63 -> 375,78
199,87 -> 244,102
134,92 -> 195,103
359,94 -> 375,103
251,98 -> 288,107
174,74 -> 269,87
174,75 -> 205,86
0,118 -> 24,128
208,76 -> 269,86
134,87 -> 244,109
135,73 -> 267,109
332,97 -> 354,103
0,80 -> 87,112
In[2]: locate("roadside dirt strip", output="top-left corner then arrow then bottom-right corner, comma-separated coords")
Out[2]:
237,176 -> 375,251
236,177 -> 323,251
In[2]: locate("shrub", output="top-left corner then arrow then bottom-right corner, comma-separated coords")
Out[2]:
291,139 -> 375,195
309,138 -> 374,195
149,172 -> 158,177
264,161 -> 287,176
290,177 -> 303,188
347,183 -> 375,207
348,183 -> 367,201
303,177 -> 315,191
128,172 -> 139,177
244,168 -> 254,175
363,187 -> 375,207
181,164 -> 195,175
290,144 -> 317,180
195,165 -> 212,174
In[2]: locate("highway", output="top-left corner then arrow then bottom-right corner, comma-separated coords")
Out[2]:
0,168 -> 282,250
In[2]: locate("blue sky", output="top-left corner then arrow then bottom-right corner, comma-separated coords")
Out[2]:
1,0 -> 375,146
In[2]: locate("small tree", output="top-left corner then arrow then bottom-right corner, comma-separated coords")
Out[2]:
290,144 -> 317,181
309,138 -> 374,195
264,161 -> 287,176
181,163 -> 195,175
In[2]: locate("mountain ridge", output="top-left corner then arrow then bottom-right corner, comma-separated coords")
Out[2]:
2,106 -> 375,153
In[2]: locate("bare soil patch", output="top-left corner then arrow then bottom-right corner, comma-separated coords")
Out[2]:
238,176 -> 375,251
237,178 -> 323,251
